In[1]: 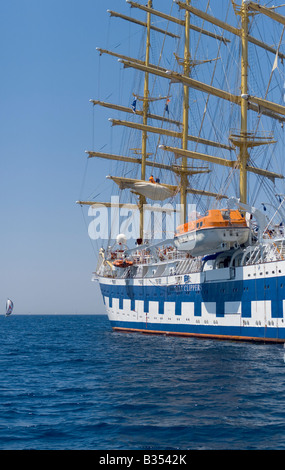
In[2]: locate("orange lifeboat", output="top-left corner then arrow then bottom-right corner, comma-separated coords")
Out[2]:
174,209 -> 249,256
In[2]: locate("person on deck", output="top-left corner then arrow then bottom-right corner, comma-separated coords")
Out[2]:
149,175 -> 155,183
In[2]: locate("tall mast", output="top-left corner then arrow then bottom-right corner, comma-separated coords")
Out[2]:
180,0 -> 190,225
239,0 -> 249,204
141,0 -> 152,182
139,0 -> 152,240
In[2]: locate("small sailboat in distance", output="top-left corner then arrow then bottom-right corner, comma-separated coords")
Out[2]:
5,299 -> 14,317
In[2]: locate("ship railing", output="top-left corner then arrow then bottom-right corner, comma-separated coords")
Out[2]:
229,128 -> 274,144
101,247 -> 190,278
129,247 -> 187,266
175,256 -> 202,274
266,239 -> 285,262
243,238 -> 285,266
132,254 -> 153,265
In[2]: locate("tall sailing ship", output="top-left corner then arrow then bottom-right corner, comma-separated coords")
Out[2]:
78,0 -> 285,342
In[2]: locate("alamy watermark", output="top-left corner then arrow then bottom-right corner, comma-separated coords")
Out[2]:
87,196 -> 198,241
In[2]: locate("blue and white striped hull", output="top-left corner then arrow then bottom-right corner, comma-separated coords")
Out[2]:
98,259 -> 285,343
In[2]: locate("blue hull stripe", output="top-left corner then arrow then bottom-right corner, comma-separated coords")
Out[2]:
100,273 -> 285,341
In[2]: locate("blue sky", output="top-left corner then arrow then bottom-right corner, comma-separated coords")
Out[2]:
0,0 -> 178,315
0,0 -> 114,314
0,0 -> 187,314
1,1 -> 284,314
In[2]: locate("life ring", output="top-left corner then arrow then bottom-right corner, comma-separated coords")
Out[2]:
113,259 -> 124,267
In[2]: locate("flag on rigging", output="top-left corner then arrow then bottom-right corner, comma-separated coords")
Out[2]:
131,96 -> 137,113
272,51 -> 278,71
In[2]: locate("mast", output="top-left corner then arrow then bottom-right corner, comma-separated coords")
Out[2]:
239,0 -> 249,204
139,0 -> 152,240
180,0 -> 190,225
80,1 -> 285,232
176,1 -> 285,60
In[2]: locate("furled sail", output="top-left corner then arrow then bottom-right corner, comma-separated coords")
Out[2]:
106,176 -> 177,201
5,299 -> 13,316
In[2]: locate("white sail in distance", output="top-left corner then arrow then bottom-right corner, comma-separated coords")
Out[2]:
5,299 -> 14,316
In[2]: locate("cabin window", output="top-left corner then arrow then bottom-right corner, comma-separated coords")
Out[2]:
221,210 -> 230,220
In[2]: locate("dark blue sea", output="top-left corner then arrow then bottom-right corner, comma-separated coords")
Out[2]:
0,314 -> 285,451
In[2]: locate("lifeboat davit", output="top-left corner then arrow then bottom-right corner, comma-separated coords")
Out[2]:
174,209 -> 250,256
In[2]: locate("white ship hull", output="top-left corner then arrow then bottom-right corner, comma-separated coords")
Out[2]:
98,257 -> 285,343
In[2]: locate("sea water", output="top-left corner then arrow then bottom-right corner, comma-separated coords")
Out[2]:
0,314 -> 285,450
